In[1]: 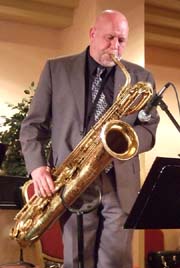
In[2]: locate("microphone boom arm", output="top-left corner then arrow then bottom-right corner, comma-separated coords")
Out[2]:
158,98 -> 180,133
138,82 -> 180,133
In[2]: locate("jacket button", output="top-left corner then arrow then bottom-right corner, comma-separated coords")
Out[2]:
80,130 -> 84,136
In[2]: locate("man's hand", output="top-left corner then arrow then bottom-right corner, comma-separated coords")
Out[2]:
31,166 -> 55,197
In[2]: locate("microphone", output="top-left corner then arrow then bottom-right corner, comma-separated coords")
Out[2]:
138,82 -> 171,122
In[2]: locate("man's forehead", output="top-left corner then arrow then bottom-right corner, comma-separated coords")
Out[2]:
101,25 -> 128,37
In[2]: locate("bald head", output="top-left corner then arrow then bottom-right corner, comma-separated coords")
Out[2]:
89,10 -> 129,66
95,10 -> 128,29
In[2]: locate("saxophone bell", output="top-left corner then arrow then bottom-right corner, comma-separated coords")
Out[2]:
100,120 -> 139,160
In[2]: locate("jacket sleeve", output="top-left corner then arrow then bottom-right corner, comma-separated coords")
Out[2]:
133,71 -> 160,154
20,61 -> 52,175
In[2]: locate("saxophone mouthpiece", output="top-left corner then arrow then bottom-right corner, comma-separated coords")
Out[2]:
110,54 -> 121,64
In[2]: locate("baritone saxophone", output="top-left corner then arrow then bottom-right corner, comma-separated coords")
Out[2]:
9,54 -> 153,247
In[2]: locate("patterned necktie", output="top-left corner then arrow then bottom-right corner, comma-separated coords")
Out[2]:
91,67 -> 113,173
91,67 -> 108,122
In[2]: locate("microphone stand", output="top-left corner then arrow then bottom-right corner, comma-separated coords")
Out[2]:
158,98 -> 180,133
60,185 -> 102,268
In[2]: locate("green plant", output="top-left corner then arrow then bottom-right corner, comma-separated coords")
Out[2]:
0,82 -> 35,176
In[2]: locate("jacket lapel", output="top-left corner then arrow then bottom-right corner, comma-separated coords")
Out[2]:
69,51 -> 86,132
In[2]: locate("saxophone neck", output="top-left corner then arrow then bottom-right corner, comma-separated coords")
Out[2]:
111,54 -> 131,89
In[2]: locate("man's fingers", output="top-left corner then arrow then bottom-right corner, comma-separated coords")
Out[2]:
34,180 -> 41,197
40,175 -> 55,197
45,175 -> 55,192
31,166 -> 55,197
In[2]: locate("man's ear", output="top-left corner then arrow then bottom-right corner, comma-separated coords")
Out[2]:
89,27 -> 96,40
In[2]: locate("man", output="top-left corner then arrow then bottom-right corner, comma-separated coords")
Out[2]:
20,10 -> 159,268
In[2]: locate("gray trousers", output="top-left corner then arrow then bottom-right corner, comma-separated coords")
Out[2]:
60,172 -> 133,268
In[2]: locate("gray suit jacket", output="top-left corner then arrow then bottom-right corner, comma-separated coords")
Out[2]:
20,49 -> 159,213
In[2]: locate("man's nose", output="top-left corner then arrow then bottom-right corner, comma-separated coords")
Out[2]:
111,37 -> 119,49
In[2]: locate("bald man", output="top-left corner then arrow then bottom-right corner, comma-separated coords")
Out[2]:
20,9 -> 159,268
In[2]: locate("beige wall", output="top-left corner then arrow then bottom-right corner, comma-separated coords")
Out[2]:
145,45 -> 180,253
0,21 -> 61,118
0,0 -> 145,267
0,0 -> 145,115
145,46 -> 180,174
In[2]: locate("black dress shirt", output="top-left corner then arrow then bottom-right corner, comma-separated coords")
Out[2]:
84,48 -> 115,133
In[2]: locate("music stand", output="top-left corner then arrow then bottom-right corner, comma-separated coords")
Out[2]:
124,156 -> 180,229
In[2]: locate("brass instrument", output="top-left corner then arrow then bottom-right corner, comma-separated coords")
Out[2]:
9,55 -> 153,247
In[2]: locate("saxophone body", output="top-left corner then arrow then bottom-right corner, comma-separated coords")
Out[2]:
10,55 -> 153,247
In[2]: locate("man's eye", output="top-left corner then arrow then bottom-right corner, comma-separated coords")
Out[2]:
118,38 -> 125,43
